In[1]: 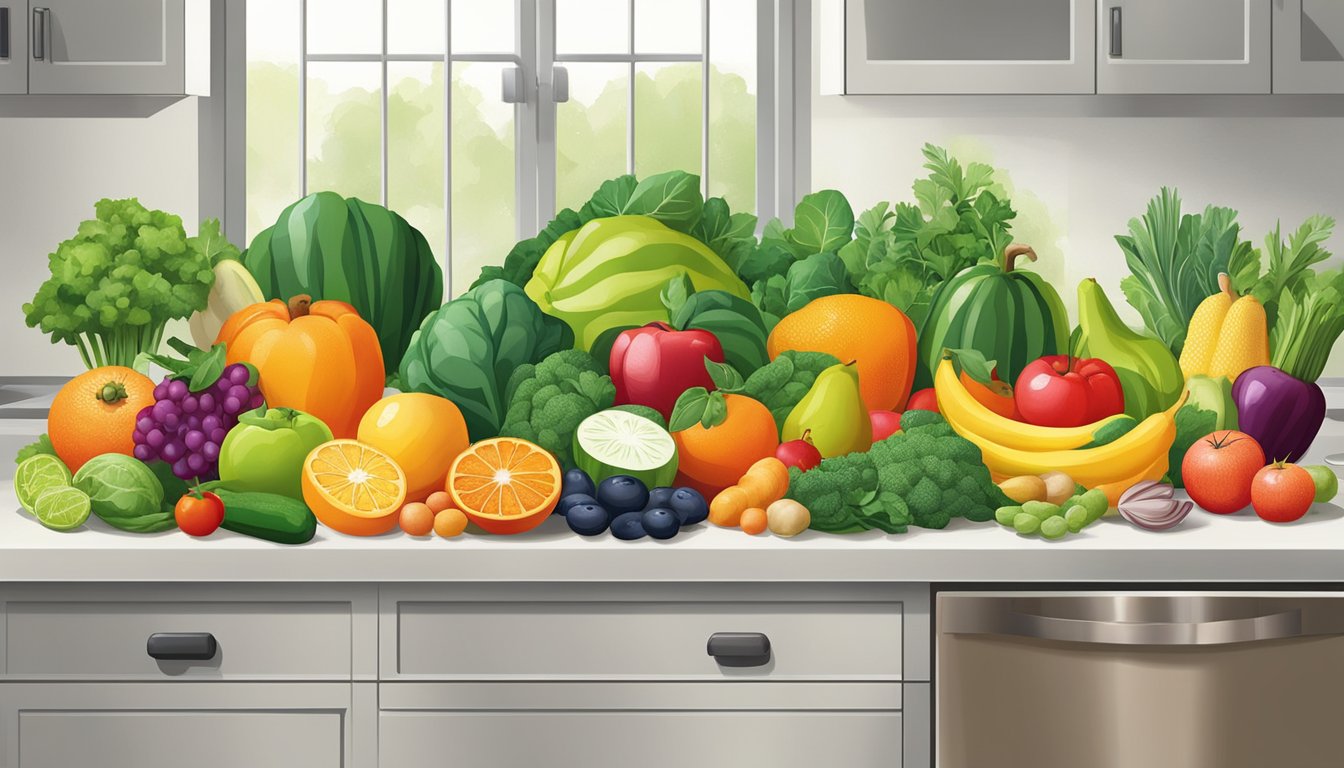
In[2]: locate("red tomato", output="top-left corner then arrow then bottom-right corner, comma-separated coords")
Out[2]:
1015,355 -> 1125,428
1182,430 -> 1266,514
175,491 -> 225,537
1251,462 -> 1316,523
906,388 -> 939,413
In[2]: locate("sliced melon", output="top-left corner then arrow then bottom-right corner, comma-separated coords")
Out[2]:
574,409 -> 679,488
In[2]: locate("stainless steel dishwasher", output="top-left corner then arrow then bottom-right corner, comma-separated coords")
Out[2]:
937,592 -> 1344,768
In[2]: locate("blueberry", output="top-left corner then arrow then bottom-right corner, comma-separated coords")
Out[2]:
596,475 -> 650,515
669,487 -> 709,526
609,511 -> 648,541
561,468 -> 596,499
567,504 -> 611,536
641,508 -> 680,540
555,493 -> 596,517
644,486 -> 676,511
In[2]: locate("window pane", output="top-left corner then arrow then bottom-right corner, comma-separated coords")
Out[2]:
452,0 -> 516,54
556,0 -> 629,55
634,63 -> 701,181
246,0 -> 301,241
306,62 -> 383,203
388,62 -> 447,273
556,63 -> 628,213
306,0 -> 382,55
389,0 -> 445,55
708,0 -> 755,211
634,0 -> 700,54
451,62 -> 516,296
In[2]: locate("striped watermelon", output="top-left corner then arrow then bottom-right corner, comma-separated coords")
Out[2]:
243,192 -> 444,375
524,215 -> 750,350
914,248 -> 1069,389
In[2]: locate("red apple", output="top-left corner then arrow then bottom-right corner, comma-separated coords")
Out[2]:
609,323 -> 725,419
1014,355 -> 1125,428
870,410 -> 902,441
906,388 -> 938,413
776,430 -> 823,472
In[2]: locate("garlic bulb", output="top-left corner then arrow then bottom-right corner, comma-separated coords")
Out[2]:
1118,480 -> 1193,531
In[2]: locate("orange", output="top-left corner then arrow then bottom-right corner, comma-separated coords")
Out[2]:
960,370 -> 1019,420
48,366 -> 156,473
447,437 -> 561,535
302,439 -> 407,536
399,502 -> 435,536
433,508 -> 469,538
358,393 -> 470,503
767,294 -> 917,412
673,394 -> 780,499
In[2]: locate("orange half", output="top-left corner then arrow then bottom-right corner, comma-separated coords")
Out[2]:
448,438 -> 561,535
302,439 -> 407,536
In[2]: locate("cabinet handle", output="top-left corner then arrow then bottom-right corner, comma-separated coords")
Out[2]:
707,632 -> 771,666
147,632 -> 218,661
1,8 -> 10,60
1109,6 -> 1123,57
31,7 -> 45,61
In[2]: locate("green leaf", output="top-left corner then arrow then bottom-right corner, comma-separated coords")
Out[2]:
188,344 -> 227,393
660,273 -> 695,319
693,197 -> 758,263
669,387 -> 712,432
674,289 -> 771,374
947,348 -> 996,384
622,170 -> 703,232
15,434 -> 56,465
737,241 -> 795,286
190,218 -> 242,267
789,190 -> 855,255
700,391 -> 729,429
585,175 -> 638,217
705,358 -> 745,391
1169,405 -> 1219,488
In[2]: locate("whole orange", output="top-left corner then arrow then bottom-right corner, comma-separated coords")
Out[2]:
767,295 -> 917,411
673,394 -> 780,499
358,393 -> 470,502
48,366 -> 156,472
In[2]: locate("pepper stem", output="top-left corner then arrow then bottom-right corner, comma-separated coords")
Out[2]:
288,295 -> 313,318
1003,243 -> 1038,272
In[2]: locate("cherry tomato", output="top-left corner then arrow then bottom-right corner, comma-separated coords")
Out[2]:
1251,462 -> 1316,523
175,491 -> 225,537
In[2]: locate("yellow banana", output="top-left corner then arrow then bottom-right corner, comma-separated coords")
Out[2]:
934,359 -> 1130,452
964,394 -> 1185,490
1095,453 -> 1168,511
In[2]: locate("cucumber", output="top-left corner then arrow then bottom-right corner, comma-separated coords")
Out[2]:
213,488 -> 317,544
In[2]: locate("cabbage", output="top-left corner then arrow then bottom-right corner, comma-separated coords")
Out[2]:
72,454 -> 175,533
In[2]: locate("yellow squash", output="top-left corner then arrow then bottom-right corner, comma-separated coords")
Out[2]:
1180,273 -> 1269,382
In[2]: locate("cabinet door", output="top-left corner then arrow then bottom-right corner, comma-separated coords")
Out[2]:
828,0 -> 1096,94
1097,0 -> 1271,93
1274,0 -> 1344,93
27,0 -> 186,95
0,682 -> 354,768
0,1 -> 26,94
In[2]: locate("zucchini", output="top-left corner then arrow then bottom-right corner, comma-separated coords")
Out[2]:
213,488 -> 317,544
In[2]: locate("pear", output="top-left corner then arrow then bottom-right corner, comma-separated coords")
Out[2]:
782,361 -> 874,458
1075,279 -> 1184,420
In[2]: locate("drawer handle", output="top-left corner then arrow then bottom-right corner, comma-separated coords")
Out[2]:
147,632 -> 217,661
707,632 -> 771,667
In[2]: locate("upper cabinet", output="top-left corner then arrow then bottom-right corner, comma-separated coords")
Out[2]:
3,0 -> 208,96
1097,0 -> 1271,93
1274,0 -> 1344,94
0,2 -> 27,94
820,0 -> 1097,95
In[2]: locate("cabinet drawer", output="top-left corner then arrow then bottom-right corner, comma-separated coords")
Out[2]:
4,596 -> 353,680
383,585 -> 923,681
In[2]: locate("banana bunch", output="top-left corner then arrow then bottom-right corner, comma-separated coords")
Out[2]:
934,359 -> 1183,506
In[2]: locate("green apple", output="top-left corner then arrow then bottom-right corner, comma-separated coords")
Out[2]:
1302,465 -> 1339,504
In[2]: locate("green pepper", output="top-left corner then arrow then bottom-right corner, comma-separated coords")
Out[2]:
218,405 -> 333,500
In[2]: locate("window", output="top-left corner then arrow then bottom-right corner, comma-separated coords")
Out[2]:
243,0 -> 781,297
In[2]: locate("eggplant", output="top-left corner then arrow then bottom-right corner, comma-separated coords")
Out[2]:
1231,365 -> 1326,463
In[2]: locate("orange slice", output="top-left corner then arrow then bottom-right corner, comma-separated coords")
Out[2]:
301,439 -> 407,536
447,437 -> 561,535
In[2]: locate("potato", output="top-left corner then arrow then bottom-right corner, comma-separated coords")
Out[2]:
998,475 -> 1048,505
1040,471 -> 1077,506
766,499 -> 811,537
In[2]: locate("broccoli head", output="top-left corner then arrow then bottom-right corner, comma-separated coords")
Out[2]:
499,349 -> 616,467
738,350 -> 842,432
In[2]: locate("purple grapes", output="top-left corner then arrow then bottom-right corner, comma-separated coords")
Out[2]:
131,363 -> 263,480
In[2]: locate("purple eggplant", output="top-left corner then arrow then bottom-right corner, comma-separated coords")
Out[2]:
1231,365 -> 1326,463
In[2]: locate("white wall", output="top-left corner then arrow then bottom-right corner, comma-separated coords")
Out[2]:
810,11 -> 1344,376
0,98 -> 201,377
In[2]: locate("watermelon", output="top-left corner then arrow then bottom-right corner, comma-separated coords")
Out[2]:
914,248 -> 1069,389
243,192 -> 444,375
524,215 -> 750,350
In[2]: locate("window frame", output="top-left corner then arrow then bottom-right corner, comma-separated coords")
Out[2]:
212,0 -> 810,284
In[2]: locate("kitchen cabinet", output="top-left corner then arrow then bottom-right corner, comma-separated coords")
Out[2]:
0,0 -> 208,96
1274,0 -> 1344,93
819,0 -> 1097,95
1097,0 -> 1271,94
0,3 -> 25,94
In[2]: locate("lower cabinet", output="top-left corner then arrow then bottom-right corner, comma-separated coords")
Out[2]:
0,682 -> 355,768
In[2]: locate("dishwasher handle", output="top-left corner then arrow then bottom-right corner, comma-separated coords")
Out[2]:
964,608 -> 1304,647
